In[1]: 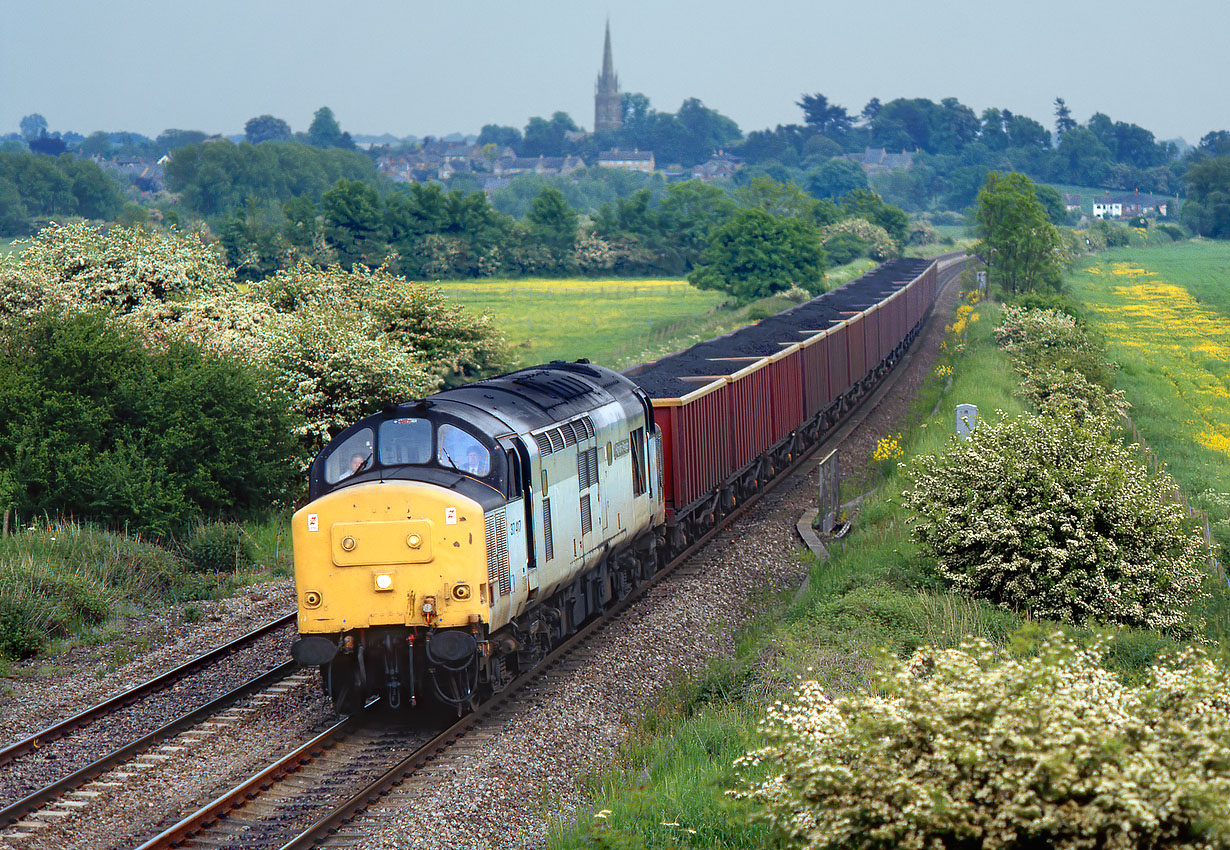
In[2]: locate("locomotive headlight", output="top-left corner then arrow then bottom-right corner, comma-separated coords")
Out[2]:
452,584 -> 471,601
374,573 -> 393,591
406,533 -> 422,549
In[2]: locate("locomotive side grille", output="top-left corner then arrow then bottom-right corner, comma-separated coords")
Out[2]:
561,422 -> 578,446
534,433 -> 553,457
542,498 -> 554,562
577,447 -> 590,489
580,494 -> 592,535
485,508 -> 511,596
547,429 -> 565,453
580,416 -> 595,438
576,447 -> 599,490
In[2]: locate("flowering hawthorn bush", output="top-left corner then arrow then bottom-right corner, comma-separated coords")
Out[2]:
903,412 -> 1205,633
820,218 -> 898,261
265,311 -> 433,459
1018,366 -> 1130,423
0,221 -> 231,318
996,305 -> 1111,390
733,633 -> 1230,850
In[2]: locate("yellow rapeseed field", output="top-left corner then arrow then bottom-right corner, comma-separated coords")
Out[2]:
1078,261 -> 1230,458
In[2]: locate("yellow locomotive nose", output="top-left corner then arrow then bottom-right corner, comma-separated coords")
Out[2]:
292,481 -> 488,634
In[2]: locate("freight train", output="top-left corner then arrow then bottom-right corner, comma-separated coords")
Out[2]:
291,257 -> 943,713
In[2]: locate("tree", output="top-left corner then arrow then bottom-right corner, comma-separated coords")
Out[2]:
1182,156 -> 1230,238
1053,127 -> 1113,186
973,171 -> 1064,295
806,158 -> 868,199
526,186 -> 578,271
156,129 -> 207,151
1054,97 -> 1076,136
656,180 -> 736,269
245,114 -> 292,144
27,136 -> 67,156
797,93 -> 853,136
308,106 -> 350,149
476,124 -> 521,149
1033,184 -> 1069,225
320,179 -> 384,269
19,114 -> 47,140
521,112 -> 578,157
733,174 -> 818,218
282,195 -> 321,255
840,188 -> 909,243
688,208 -> 826,301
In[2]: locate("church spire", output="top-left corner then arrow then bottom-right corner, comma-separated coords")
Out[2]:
602,19 -> 615,81
594,19 -> 622,133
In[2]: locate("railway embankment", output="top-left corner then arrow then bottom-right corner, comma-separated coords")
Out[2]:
546,274 -> 1230,848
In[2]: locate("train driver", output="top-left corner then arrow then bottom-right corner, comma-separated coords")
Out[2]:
438,424 -> 490,477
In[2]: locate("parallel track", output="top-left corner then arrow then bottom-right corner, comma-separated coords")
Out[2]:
0,614 -> 297,828
133,255 -> 968,850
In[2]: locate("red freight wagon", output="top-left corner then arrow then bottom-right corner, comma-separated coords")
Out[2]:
907,276 -> 922,328
766,345 -> 805,443
797,331 -> 832,419
826,322 -> 851,401
652,378 -> 732,515
846,315 -> 867,382
885,290 -> 905,354
862,305 -> 881,371
720,357 -> 777,469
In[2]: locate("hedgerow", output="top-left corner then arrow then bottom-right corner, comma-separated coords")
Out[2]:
0,310 -> 298,536
734,632 -> 1230,850
903,411 -> 1205,633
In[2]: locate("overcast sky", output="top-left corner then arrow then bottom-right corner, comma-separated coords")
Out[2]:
2,0 -> 1224,145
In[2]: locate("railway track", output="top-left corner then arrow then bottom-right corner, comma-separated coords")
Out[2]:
127,255 -> 970,850
0,614 -> 298,834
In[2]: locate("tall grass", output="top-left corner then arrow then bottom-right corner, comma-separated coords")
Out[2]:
0,518 -> 213,660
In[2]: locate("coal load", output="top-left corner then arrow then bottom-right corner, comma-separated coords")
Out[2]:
629,259 -> 932,399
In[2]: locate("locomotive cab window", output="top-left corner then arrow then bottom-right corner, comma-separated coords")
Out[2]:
630,427 -> 646,497
325,428 -> 374,484
438,424 -> 490,477
506,449 -> 523,499
378,418 -> 432,467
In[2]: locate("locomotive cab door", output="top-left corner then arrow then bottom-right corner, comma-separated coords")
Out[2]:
499,436 -> 536,597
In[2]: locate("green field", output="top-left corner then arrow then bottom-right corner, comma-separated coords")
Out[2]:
0,238 -> 18,257
440,261 -> 882,370
439,278 -> 728,369
1067,241 -> 1230,549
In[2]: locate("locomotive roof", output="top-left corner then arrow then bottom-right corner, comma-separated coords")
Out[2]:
629,258 -> 934,398
413,360 -> 647,438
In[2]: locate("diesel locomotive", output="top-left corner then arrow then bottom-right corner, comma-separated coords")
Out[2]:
291,361 -> 664,711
